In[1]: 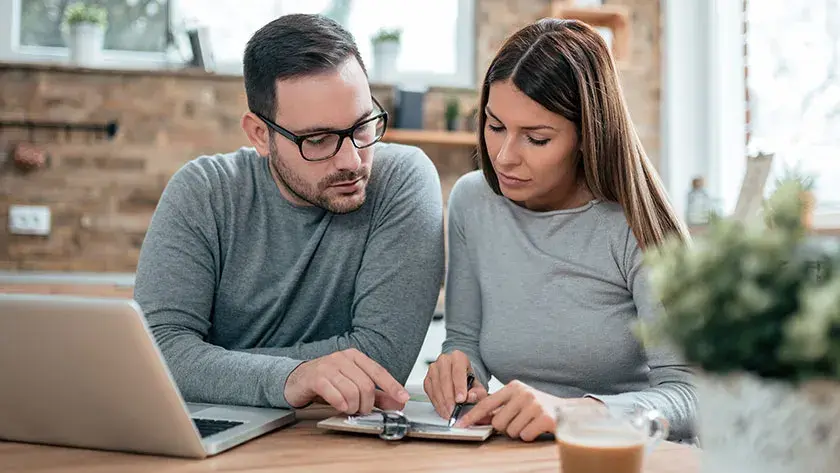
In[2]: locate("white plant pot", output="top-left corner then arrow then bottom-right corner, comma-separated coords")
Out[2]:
698,372 -> 840,473
372,41 -> 400,83
68,23 -> 104,67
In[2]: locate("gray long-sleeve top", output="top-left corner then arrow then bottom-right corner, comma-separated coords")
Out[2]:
133,144 -> 445,409
441,171 -> 696,441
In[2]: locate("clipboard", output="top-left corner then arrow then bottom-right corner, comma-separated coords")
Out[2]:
316,400 -> 494,442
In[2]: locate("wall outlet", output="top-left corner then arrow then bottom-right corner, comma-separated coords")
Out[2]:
9,205 -> 51,236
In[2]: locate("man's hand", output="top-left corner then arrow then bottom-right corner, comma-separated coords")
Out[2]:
284,348 -> 410,414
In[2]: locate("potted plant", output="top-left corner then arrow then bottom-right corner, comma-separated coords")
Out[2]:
370,27 -> 402,83
64,2 -> 108,67
444,97 -> 460,131
641,177 -> 840,473
774,164 -> 817,229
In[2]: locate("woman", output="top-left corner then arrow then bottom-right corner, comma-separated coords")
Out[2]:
423,18 -> 696,442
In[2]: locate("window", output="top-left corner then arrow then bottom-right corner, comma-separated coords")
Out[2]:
1,0 -> 474,88
746,0 -> 840,214
0,0 -> 173,67
174,0 -> 475,87
19,0 -> 169,52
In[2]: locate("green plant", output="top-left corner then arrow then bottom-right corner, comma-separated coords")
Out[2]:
64,2 -> 108,28
371,27 -> 402,45
445,97 -> 460,122
641,177 -> 840,384
775,162 -> 816,192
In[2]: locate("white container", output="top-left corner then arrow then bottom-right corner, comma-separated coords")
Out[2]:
68,22 -> 104,67
697,372 -> 840,473
372,41 -> 400,83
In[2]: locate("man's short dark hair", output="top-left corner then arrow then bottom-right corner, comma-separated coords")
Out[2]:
243,14 -> 366,118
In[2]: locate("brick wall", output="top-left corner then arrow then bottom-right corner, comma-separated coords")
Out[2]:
0,0 -> 663,272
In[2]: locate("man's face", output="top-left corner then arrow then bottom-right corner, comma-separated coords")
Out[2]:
267,58 -> 376,214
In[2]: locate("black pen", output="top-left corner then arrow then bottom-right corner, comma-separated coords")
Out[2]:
448,372 -> 475,427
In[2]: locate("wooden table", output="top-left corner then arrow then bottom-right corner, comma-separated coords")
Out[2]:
0,407 -> 699,472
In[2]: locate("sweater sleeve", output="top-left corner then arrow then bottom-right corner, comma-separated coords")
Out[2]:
440,179 -> 492,389
585,230 -> 698,441
235,147 -> 445,384
134,163 -> 304,409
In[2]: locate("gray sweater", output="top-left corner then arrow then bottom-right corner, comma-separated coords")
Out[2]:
441,171 -> 696,440
134,144 -> 445,409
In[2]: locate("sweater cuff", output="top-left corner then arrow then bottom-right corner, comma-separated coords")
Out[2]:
583,392 -> 647,415
265,358 -> 307,409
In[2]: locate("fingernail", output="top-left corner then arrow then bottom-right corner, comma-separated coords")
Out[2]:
399,391 -> 410,402
468,392 -> 476,402
456,392 -> 465,403
454,420 -> 464,428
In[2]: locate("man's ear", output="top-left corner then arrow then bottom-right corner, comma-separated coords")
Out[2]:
241,111 -> 271,157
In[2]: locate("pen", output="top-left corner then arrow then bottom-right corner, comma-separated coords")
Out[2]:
448,372 -> 475,427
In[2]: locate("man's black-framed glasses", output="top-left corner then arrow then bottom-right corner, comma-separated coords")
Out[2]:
253,97 -> 389,162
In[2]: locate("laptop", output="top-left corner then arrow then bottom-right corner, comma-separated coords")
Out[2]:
0,293 -> 296,458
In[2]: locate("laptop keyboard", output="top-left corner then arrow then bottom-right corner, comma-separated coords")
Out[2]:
192,418 -> 244,438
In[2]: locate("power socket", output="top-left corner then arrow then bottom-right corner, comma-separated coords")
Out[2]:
9,205 -> 51,236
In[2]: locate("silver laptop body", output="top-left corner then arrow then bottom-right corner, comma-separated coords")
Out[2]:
0,294 -> 296,458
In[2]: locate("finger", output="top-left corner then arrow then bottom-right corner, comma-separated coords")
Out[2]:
520,414 -> 555,442
438,357 -> 456,416
350,350 -> 410,404
332,372 -> 361,414
491,392 -> 532,433
423,364 -> 441,415
451,354 -> 471,403
312,377 -> 348,413
339,361 -> 377,415
423,373 -> 435,403
432,364 -> 451,418
375,389 -> 406,411
468,384 -> 489,403
506,404 -> 541,439
456,387 -> 513,428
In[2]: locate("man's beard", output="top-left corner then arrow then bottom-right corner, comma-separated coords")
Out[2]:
268,139 -> 368,214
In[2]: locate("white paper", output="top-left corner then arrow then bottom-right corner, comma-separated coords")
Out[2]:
353,401 -> 450,427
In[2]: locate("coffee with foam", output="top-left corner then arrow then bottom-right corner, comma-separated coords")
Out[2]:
556,425 -> 647,473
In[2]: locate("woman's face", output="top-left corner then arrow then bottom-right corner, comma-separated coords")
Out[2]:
483,80 -> 581,211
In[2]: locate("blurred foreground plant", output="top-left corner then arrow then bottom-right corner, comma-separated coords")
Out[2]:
641,176 -> 840,383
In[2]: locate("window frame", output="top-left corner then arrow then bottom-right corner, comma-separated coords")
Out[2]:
662,0 -> 840,229
661,0 -> 747,220
0,0 -> 476,89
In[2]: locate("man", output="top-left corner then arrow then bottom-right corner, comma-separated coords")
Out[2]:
133,13 -> 445,415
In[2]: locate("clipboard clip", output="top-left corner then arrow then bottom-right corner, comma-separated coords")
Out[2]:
351,408 -> 453,441
377,409 -> 411,441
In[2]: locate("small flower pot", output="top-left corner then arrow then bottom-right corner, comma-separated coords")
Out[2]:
372,41 -> 400,83
445,117 -> 459,132
68,22 -> 104,67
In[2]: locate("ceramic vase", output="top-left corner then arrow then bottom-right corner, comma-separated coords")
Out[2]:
372,41 -> 400,83
68,22 -> 104,67
697,372 -> 840,473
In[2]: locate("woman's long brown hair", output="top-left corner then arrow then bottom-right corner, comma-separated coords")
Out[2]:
478,18 -> 689,249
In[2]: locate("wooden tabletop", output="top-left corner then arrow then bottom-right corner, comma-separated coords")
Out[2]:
0,407 -> 699,473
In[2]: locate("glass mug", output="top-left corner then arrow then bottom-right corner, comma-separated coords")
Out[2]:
555,404 -> 669,473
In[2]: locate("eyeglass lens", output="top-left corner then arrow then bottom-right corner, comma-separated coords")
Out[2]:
301,115 -> 387,161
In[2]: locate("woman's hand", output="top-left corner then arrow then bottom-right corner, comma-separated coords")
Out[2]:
424,350 -> 489,419
455,380 -> 603,442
